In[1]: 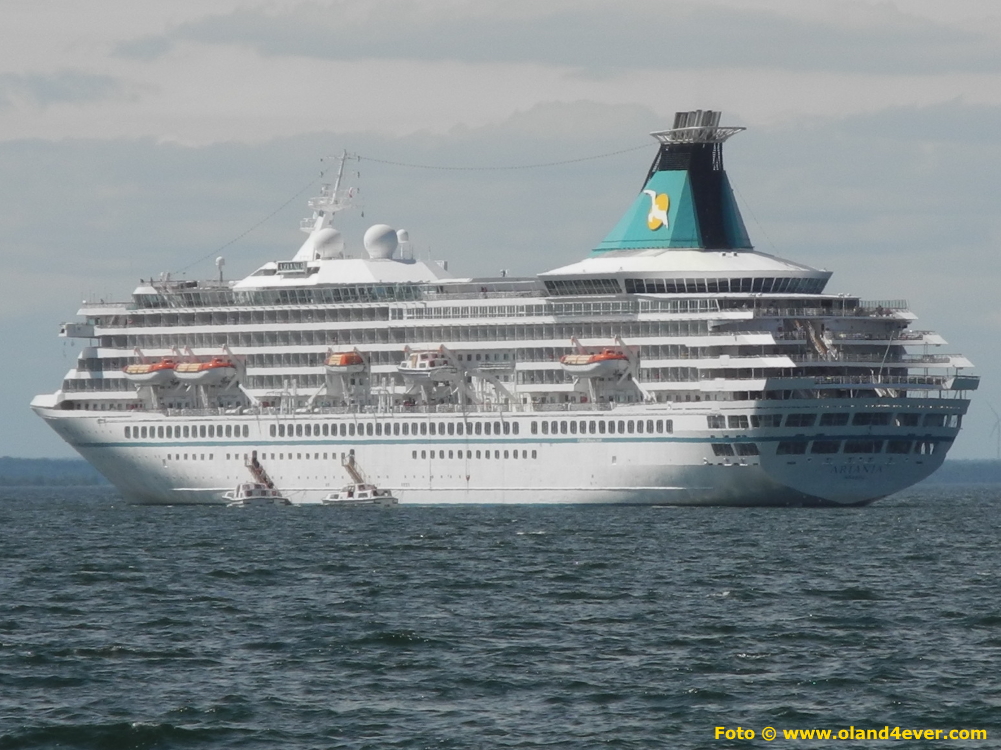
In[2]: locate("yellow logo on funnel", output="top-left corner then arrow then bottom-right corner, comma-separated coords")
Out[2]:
643,190 -> 669,230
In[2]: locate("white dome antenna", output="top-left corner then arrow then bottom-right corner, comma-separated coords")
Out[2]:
364,224 -> 399,260
215,256 -> 225,282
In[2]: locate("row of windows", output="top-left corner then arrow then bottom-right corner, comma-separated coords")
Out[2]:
776,439 -> 946,455
707,412 -> 956,430
99,320 -> 714,351
413,449 -> 538,460
126,424 -> 250,439
534,418 -> 673,435
623,276 -> 828,295
270,419 -> 522,438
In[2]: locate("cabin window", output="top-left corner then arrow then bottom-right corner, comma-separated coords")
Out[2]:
401,423 -> 408,435
785,414 -> 816,428
895,413 -> 920,427
532,422 -> 538,435
295,424 -> 302,437
476,450 -> 481,459
141,426 -> 148,438
494,421 -> 501,434
502,422 -> 510,435
570,421 -> 577,434
421,450 -> 426,459
852,413 -> 890,426
278,424 -> 287,437
819,413 -> 850,427
636,421 -> 644,434
810,440 -> 840,454
735,443 -> 759,456
429,423 -> 436,436
303,424 -> 310,437
243,425 -> 249,438
598,421 -> 606,434
707,415 -> 725,429
512,422 -> 519,435
448,423 -> 455,436
887,440 -> 912,454
457,423 -> 464,436
607,421 -> 615,434
125,426 -> 131,438
532,450 -> 537,459
844,440 -> 882,454
923,414 -> 946,427
340,424 -> 347,436
166,426 -> 173,439
448,450 -> 453,459
494,450 -> 500,459
411,422 -> 418,434
207,425 -> 214,438
541,421 -> 548,435
322,424 -> 329,436
223,425 -> 230,438
776,441 -> 808,455
412,451 -> 417,459
504,450 -> 509,459
439,422 -> 445,435
558,421 -> 566,434
394,424 -> 400,436
665,420 -> 673,433
349,424 -> 356,436
627,421 -> 635,433
183,426 -> 190,438
366,423 -> 373,436
485,450 -> 490,459
711,444 -> 735,456
618,420 -> 625,433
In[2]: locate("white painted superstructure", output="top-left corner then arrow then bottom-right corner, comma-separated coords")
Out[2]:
32,115 -> 977,506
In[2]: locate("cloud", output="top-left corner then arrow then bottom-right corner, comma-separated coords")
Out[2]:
0,71 -> 133,109
116,0 -> 1001,76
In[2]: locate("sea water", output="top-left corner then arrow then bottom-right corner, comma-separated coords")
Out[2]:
1,486 -> 999,748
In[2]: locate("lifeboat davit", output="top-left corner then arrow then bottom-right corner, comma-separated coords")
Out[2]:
325,351 -> 365,374
397,350 -> 456,382
175,357 -> 238,385
122,358 -> 177,385
559,349 -> 630,378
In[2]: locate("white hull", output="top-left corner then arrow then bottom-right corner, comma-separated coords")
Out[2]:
34,404 -> 957,508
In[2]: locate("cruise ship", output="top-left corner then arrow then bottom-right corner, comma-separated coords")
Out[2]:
31,110 -> 978,506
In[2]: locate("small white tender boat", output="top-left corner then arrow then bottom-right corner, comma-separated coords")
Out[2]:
322,483 -> 398,507
224,482 -> 291,507
397,350 -> 456,382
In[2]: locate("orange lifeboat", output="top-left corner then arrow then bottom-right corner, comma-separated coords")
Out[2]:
175,357 -> 238,385
122,358 -> 177,385
559,348 -> 630,377
324,351 -> 365,374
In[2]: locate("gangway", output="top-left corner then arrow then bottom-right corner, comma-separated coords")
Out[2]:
247,450 -> 276,489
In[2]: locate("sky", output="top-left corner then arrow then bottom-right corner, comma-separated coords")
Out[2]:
1,0 -> 999,459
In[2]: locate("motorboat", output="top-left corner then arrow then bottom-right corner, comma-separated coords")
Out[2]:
175,357 -> 238,385
322,483 -> 398,507
224,482 -> 291,507
397,350 -> 456,382
559,349 -> 630,377
325,351 -> 365,373
122,358 -> 177,385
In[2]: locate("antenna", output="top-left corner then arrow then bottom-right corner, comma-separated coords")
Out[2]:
215,256 -> 225,283
989,402 -> 1000,461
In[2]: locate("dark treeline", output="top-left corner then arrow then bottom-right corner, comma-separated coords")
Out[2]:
0,457 -> 109,486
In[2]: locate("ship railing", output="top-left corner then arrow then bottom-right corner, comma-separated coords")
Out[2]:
829,331 -> 930,342
161,401 -> 618,418
787,353 -> 953,364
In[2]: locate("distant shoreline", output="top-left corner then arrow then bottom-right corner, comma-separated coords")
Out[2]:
2,456 -> 1001,488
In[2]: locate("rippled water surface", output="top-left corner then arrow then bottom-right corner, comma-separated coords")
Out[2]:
2,486 -> 1000,748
